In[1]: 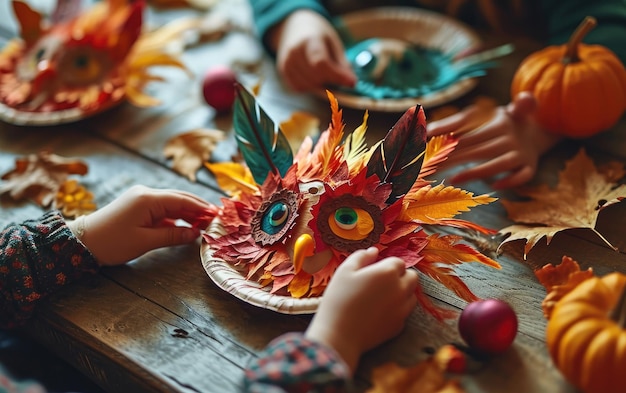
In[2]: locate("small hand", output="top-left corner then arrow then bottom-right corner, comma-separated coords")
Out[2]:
70,185 -> 214,266
305,247 -> 419,373
268,9 -> 356,92
428,92 -> 562,189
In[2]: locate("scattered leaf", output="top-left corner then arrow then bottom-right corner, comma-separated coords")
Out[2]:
534,256 -> 594,319
367,346 -> 466,393
164,128 -> 226,181
498,149 -> 626,258
204,161 -> 257,197
0,151 -> 88,207
53,179 -> 97,218
279,111 -> 321,154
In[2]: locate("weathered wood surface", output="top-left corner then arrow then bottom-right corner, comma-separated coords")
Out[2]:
1,0 -> 626,392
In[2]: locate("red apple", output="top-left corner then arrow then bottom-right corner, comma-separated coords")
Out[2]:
458,299 -> 518,355
202,66 -> 237,113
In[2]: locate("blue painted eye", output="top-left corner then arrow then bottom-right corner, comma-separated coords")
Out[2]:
334,207 -> 358,230
261,202 -> 289,234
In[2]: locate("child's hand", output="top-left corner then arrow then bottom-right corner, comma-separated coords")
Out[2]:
70,185 -> 213,266
305,247 -> 419,373
268,9 -> 356,92
428,92 -> 562,189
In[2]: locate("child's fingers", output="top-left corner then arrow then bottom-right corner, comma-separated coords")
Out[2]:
341,247 -> 380,271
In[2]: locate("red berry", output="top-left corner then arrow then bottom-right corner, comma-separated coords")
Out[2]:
458,299 -> 518,355
202,66 -> 237,113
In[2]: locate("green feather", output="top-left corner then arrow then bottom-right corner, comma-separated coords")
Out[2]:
232,85 -> 293,184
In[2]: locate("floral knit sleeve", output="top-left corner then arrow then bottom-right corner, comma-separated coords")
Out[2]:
0,211 -> 99,329
243,332 -> 350,393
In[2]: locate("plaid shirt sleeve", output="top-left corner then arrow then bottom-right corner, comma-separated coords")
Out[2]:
243,332 -> 350,393
0,211 -> 99,329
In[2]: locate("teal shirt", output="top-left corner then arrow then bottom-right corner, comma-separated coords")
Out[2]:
251,0 -> 626,64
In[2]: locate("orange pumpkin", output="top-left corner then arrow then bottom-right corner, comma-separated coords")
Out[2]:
546,272 -> 626,393
511,16 -> 626,138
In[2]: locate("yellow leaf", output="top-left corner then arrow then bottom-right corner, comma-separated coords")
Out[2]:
204,162 -> 258,196
0,151 -> 88,207
279,111 -> 320,154
367,347 -> 465,393
403,183 -> 497,223
343,110 -> 370,175
288,271 -> 312,298
53,179 -> 97,218
499,149 -> 626,257
164,129 -> 226,181
125,84 -> 162,107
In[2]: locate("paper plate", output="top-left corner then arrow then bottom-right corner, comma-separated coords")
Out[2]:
0,100 -> 121,126
200,219 -> 321,315
326,7 -> 482,112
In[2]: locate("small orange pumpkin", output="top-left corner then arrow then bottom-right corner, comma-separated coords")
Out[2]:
546,272 -> 626,393
511,16 -> 626,138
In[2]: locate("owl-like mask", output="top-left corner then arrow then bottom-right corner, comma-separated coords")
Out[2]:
0,0 -> 186,125
201,85 -> 500,318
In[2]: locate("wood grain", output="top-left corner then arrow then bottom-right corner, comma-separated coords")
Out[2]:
1,0 -> 625,392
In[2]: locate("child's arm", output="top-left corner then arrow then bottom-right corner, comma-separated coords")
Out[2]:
0,185 -> 212,328
243,248 -> 419,391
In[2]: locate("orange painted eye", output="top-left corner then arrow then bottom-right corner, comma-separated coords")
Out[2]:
316,194 -> 384,253
57,47 -> 111,86
328,207 -> 375,241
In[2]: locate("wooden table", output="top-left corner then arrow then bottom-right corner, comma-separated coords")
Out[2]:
1,1 -> 626,392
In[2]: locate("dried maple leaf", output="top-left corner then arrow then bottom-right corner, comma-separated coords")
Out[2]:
534,256 -> 594,319
164,128 -> 226,181
53,179 -> 97,218
0,151 -> 88,207
498,149 -> 626,258
367,346 -> 466,393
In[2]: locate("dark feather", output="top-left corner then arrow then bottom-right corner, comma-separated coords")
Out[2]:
366,105 -> 427,204
232,84 -> 293,184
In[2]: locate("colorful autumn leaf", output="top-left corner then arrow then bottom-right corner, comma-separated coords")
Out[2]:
0,151 -> 88,207
402,184 -> 497,224
204,161 -> 257,196
53,179 -> 97,218
367,345 -> 466,393
534,256 -> 594,319
164,128 -> 226,181
499,149 -> 626,258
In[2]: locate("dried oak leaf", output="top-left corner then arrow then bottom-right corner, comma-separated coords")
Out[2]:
164,128 -> 226,181
534,256 -> 594,319
0,151 -> 88,207
498,149 -> 626,258
367,346 -> 465,393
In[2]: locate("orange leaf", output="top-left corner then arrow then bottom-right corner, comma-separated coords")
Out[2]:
204,162 -> 258,197
279,111 -> 320,154
53,179 -> 97,218
164,128 -> 226,181
499,149 -> 626,257
415,234 -> 500,303
534,256 -> 594,319
287,271 -> 311,298
403,183 -> 497,223
0,151 -> 88,207
367,346 -> 465,393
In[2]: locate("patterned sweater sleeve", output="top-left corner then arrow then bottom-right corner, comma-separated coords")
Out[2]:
0,211 -> 99,329
243,332 -> 351,393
